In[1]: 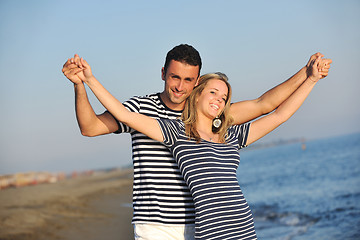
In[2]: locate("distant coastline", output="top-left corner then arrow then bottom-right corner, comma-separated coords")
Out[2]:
245,132 -> 360,151
245,137 -> 307,151
0,167 -> 126,191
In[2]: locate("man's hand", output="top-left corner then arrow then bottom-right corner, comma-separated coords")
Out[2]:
318,58 -> 332,79
62,54 -> 84,85
62,54 -> 93,84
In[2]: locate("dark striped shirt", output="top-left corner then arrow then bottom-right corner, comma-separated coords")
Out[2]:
158,119 -> 257,240
113,93 -> 196,225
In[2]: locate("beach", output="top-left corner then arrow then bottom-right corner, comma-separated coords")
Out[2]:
0,168 -> 134,240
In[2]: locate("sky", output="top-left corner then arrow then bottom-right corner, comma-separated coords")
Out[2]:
0,0 -> 359,175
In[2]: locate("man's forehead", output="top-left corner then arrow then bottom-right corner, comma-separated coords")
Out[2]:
169,60 -> 199,68
167,60 -> 199,78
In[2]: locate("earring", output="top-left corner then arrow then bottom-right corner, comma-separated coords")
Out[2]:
213,116 -> 221,128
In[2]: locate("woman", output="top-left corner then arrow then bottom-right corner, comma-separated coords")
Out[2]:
72,56 -> 324,240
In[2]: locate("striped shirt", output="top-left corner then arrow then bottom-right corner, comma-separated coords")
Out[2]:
158,119 -> 257,240
113,93 -> 196,225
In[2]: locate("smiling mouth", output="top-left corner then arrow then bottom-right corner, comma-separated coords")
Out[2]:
210,103 -> 219,110
172,90 -> 184,98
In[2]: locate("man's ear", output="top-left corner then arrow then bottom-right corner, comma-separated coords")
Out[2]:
195,77 -> 200,86
161,67 -> 166,81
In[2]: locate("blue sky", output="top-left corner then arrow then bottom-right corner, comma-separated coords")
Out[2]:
0,0 -> 359,174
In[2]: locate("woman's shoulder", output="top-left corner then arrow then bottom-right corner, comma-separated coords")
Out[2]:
158,118 -> 184,129
226,123 -> 251,138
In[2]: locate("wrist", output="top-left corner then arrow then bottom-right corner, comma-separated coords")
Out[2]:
83,75 -> 96,86
74,81 -> 84,86
307,76 -> 319,84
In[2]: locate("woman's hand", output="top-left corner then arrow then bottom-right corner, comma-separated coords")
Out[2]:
71,54 -> 94,84
306,53 -> 332,79
307,56 -> 322,83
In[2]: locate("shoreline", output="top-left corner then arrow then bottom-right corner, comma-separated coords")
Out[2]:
0,168 -> 134,240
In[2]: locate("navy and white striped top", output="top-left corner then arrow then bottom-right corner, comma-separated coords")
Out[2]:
113,93 -> 196,225
158,119 -> 257,240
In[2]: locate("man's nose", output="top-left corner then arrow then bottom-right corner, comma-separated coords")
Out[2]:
175,80 -> 184,91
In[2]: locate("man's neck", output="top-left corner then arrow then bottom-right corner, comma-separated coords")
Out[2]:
159,91 -> 185,111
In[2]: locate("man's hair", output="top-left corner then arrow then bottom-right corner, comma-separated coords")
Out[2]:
163,44 -> 202,76
181,72 -> 233,143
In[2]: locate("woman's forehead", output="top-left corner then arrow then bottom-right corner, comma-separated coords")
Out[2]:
205,79 -> 228,93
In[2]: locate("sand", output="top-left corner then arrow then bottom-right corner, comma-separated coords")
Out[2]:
0,168 -> 134,240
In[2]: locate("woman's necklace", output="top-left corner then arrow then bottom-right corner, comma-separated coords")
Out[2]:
197,129 -> 218,142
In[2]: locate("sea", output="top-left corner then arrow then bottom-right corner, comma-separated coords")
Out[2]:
237,132 -> 360,240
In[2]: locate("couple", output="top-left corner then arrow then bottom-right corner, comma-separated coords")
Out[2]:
62,44 -> 331,240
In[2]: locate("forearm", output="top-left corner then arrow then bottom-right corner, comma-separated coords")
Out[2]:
75,82 -> 121,136
274,77 -> 316,122
84,76 -> 163,142
230,66 -> 307,125
257,66 -> 308,114
247,78 -> 317,145
74,83 -> 101,135
84,76 -> 131,125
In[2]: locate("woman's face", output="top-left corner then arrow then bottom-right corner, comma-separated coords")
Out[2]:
196,79 -> 228,120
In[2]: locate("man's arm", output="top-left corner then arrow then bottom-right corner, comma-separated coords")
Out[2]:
246,56 -> 325,145
75,57 -> 163,142
62,55 -> 119,137
229,53 -> 331,125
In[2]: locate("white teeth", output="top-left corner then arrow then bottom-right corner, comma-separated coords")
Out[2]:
173,92 -> 183,97
210,104 -> 219,110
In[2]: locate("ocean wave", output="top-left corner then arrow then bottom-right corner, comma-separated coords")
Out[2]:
252,204 -> 319,240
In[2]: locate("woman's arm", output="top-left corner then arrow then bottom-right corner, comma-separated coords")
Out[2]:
246,56 -> 325,145
76,57 -> 164,142
229,53 -> 331,125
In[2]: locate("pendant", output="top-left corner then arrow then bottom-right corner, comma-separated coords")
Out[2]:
213,118 -> 221,128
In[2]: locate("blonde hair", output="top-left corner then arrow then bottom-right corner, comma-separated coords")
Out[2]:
182,72 -> 233,143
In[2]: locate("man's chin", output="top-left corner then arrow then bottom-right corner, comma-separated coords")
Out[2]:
171,98 -> 186,105
170,94 -> 186,104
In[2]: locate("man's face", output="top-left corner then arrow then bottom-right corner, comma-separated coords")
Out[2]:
161,60 -> 199,110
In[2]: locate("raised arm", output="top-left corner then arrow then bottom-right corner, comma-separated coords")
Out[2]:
75,57 -> 164,142
62,55 -> 119,137
246,55 -> 327,145
229,53 -> 332,125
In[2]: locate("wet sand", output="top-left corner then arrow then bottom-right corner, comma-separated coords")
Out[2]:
0,168 -> 134,240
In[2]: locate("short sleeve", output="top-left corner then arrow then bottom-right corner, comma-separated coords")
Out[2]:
228,123 -> 251,150
157,119 -> 182,148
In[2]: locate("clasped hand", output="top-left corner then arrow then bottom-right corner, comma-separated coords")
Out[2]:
62,54 -> 93,85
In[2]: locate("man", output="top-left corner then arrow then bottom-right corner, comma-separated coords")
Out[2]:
62,44 -> 331,240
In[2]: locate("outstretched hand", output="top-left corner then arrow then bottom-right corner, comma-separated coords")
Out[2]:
62,54 -> 93,84
318,58 -> 332,78
307,56 -> 322,83
306,52 -> 332,79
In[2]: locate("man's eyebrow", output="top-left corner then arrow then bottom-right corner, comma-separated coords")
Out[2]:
185,77 -> 196,81
169,73 -> 180,78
